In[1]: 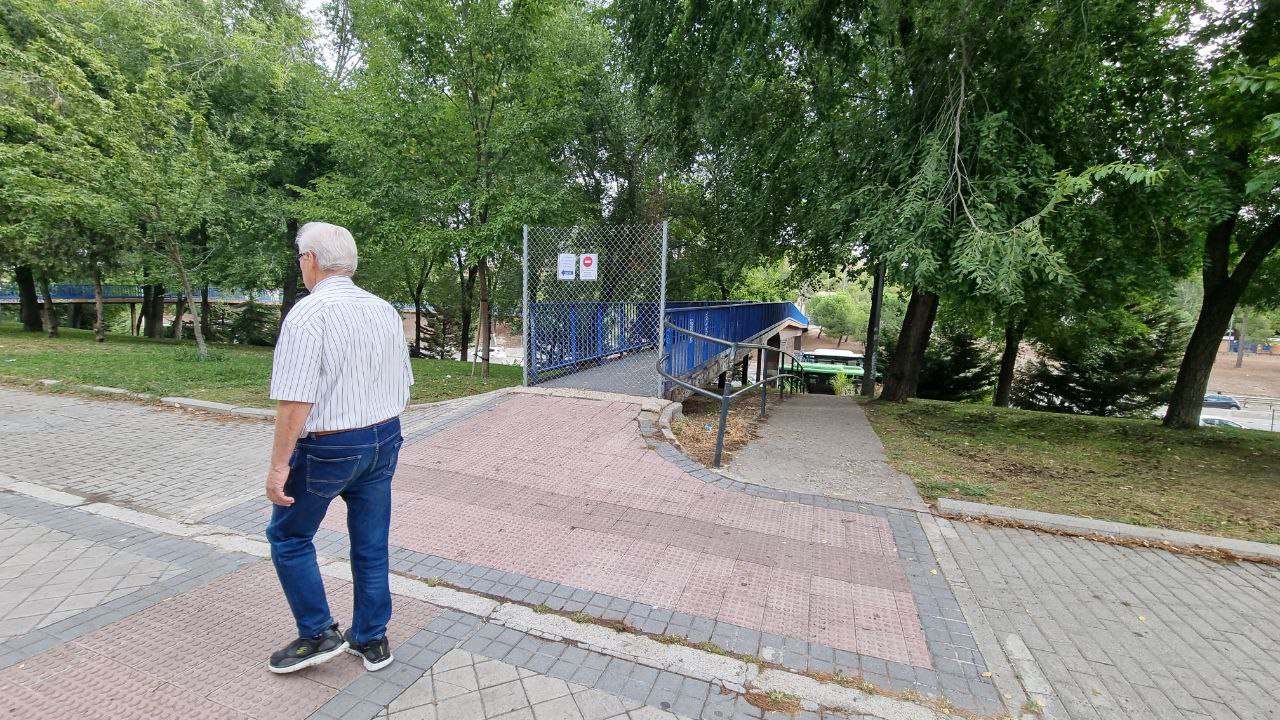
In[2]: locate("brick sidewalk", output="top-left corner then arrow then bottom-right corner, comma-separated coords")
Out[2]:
210,392 -> 1003,715
0,388 -> 270,519
0,493 -> 815,720
940,520 -> 1280,720
13,385 -> 1279,719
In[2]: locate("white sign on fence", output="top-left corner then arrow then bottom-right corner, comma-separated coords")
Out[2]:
579,253 -> 598,281
557,253 -> 577,280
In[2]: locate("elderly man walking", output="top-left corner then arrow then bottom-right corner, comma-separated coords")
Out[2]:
264,222 -> 412,674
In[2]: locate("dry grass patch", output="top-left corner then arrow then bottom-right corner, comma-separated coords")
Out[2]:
672,388 -> 774,466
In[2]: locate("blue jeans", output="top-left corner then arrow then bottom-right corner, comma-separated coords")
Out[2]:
267,417 -> 402,644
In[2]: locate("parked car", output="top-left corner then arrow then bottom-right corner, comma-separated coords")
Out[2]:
1203,393 -> 1242,410
1201,417 -> 1244,428
798,349 -> 864,391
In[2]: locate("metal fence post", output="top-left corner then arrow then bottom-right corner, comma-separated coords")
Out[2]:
757,347 -> 767,417
777,346 -> 784,400
521,224 -> 529,387
714,342 -> 736,468
657,220 -> 669,397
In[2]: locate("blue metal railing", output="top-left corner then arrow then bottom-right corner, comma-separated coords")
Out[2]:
528,300 -> 660,382
663,302 -> 809,381
0,284 -> 284,304
525,299 -> 809,387
657,320 -> 807,467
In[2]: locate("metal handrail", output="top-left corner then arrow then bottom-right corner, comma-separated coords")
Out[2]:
657,319 -> 805,467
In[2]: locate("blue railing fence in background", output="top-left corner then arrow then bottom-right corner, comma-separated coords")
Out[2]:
0,284 -> 284,305
1227,340 -> 1275,354
525,299 -> 809,387
528,300 -> 659,382
662,302 -> 809,382
657,312 -> 809,467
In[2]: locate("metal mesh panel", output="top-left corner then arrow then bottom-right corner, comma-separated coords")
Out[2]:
523,224 -> 667,396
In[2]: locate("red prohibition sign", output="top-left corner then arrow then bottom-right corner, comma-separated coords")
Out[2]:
582,256 -> 594,267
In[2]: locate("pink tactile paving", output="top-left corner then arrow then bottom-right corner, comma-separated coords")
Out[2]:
332,394 -> 929,668
0,562 -> 444,720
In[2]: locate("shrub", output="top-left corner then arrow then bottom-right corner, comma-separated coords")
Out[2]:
1012,302 -> 1186,416
881,328 -> 1000,402
227,299 -> 277,346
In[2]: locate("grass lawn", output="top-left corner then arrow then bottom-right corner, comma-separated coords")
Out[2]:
0,325 -> 521,407
862,398 -> 1280,544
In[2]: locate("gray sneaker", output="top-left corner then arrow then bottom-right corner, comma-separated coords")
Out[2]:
344,630 -> 393,671
267,623 -> 348,674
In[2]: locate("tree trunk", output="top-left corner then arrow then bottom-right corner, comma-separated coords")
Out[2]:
478,257 -> 491,380
16,266 -> 41,331
407,255 -> 434,359
456,257 -> 478,361
140,286 -> 151,334
1166,214 -> 1279,428
93,270 -> 106,342
168,238 -> 208,358
879,289 -> 939,402
38,273 -> 59,338
1165,286 -> 1240,427
993,319 -> 1025,407
281,218 -> 300,327
143,284 -> 165,338
171,295 -> 186,339
413,298 -> 424,358
201,282 -> 211,339
1235,311 -> 1246,368
861,261 -> 885,396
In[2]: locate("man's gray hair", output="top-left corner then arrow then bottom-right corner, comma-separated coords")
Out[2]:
297,222 -> 358,274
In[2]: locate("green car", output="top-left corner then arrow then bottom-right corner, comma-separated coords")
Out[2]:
797,349 -> 865,391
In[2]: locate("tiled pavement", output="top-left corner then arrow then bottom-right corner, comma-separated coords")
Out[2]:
0,492 -> 866,720
0,387 -> 270,520
380,648 -> 689,720
940,520 -> 1280,720
0,511 -> 184,641
10,384 -> 1280,719
0,491 -> 257,671
208,392 -> 1002,714
0,386 -> 504,521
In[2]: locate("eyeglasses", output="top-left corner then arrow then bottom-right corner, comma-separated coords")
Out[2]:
297,251 -> 311,262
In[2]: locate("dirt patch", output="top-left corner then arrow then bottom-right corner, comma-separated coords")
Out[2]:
672,389 -> 771,467
1209,351 -> 1280,398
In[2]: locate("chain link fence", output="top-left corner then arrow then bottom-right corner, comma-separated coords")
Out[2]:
522,223 -> 667,396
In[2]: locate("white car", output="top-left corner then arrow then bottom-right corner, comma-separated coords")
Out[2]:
1201,417 -> 1243,428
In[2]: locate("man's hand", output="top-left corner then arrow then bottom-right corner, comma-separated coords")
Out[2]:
266,464 -> 294,507
267,399 -> 313,509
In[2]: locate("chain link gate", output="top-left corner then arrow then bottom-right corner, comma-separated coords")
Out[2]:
522,223 -> 668,396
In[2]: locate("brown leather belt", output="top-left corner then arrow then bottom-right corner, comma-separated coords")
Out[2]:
306,418 -> 393,439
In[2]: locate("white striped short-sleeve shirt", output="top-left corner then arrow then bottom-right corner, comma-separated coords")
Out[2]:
270,275 -> 413,434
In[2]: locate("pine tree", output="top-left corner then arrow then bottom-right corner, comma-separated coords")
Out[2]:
881,328 -> 999,402
1013,304 -> 1187,417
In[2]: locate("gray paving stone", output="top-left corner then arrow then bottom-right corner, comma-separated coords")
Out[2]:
941,518 -> 1280,720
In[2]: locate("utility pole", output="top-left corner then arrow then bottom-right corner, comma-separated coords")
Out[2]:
1235,310 -> 1247,368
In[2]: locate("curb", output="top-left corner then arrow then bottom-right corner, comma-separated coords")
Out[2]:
159,396 -> 273,418
935,498 -> 1280,563
511,385 -> 674,414
15,378 -> 523,422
